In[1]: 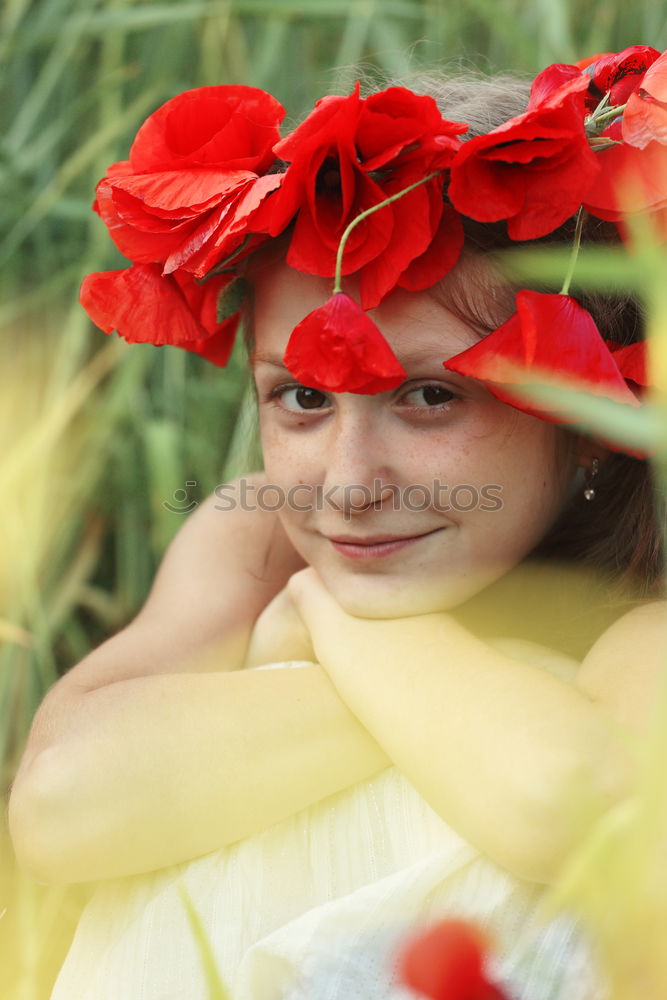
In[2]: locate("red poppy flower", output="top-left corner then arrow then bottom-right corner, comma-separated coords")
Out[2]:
448,65 -> 599,239
93,86 -> 285,275
396,919 -> 510,1000
443,291 -> 640,429
255,85 -> 466,309
623,48 -> 667,148
80,264 -> 239,366
583,46 -> 660,111
282,293 -> 406,394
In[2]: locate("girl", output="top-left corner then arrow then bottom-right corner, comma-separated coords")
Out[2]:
9,56 -> 667,999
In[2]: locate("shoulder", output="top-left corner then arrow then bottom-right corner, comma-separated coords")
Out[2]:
134,470 -> 305,635
574,599 -> 667,732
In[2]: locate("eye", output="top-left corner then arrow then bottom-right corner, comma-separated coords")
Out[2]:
399,384 -> 458,409
268,384 -> 330,411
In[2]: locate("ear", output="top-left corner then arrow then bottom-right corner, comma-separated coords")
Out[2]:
571,434 -> 612,470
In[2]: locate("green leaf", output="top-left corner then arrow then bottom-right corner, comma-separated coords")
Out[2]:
217,276 -> 251,324
498,244 -> 644,294
498,377 -> 664,452
177,881 -> 231,1000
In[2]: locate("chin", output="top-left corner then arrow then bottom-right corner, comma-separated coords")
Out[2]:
322,574 -> 468,619
322,564 -> 514,619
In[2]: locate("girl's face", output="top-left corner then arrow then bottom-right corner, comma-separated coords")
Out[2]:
251,261 -> 580,617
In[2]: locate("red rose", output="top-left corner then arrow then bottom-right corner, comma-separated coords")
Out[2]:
396,919 -> 510,1000
443,291 -> 643,454
282,293 -> 406,394
448,65 -> 599,239
255,85 -> 466,309
80,264 -> 239,366
94,86 -> 285,276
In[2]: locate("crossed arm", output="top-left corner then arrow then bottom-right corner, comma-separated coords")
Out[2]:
8,483 -> 662,885
7,479 -> 389,883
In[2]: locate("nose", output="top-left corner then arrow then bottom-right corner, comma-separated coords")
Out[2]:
321,408 -> 396,517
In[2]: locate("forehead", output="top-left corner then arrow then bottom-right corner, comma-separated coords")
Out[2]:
249,259 -> 485,370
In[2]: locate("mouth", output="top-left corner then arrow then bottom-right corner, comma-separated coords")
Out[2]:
326,528 -> 444,560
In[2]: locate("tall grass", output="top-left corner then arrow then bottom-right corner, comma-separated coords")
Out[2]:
2,0 -> 667,996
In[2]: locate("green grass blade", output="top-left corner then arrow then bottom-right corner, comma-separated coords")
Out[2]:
177,881 -> 231,1000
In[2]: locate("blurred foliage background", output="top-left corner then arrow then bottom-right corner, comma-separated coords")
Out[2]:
2,0 -> 667,996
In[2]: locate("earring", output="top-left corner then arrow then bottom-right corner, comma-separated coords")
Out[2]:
583,457 -> 600,501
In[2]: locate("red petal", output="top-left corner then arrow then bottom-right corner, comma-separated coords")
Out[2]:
588,46 -> 660,106
606,339 -> 649,386
450,69 -> 597,239
356,180 -> 442,309
181,173 -> 284,277
637,47 -> 667,103
396,919 -> 510,1000
285,169 -> 392,277
282,293 -> 406,394
95,181 -> 184,262
185,317 -> 239,366
443,291 -> 639,408
80,264 -> 238,365
583,139 -> 667,217
397,204 -> 464,292
110,169 -> 252,215
274,86 -> 362,163
357,87 -> 466,168
130,86 -> 284,173
574,51 -> 614,71
527,63 -> 587,109
623,49 -> 667,149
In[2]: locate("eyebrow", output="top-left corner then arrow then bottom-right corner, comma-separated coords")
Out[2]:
251,347 -> 464,369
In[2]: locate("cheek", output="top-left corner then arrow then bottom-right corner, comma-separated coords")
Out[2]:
259,422 -> 315,485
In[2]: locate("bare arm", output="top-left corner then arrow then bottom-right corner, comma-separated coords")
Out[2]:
8,476 -> 389,883
10,473 -> 306,774
288,568 -> 643,885
9,665 -> 388,884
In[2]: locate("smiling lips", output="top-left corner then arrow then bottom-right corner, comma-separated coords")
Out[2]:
327,528 -> 443,560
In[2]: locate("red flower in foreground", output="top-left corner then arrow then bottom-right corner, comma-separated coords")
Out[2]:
623,48 -> 667,149
256,85 -> 466,309
282,293 -> 406,394
396,919 -> 511,1000
94,86 -> 285,276
80,264 -> 239,366
449,65 -> 599,239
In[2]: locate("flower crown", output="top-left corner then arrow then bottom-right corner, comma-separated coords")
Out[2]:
80,46 -> 667,459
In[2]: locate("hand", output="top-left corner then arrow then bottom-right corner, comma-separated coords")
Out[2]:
287,567 -> 387,673
244,580 -> 317,668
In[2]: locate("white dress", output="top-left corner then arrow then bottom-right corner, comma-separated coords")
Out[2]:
50,647 -> 609,1000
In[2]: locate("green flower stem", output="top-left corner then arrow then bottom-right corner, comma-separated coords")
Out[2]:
560,207 -> 586,297
586,101 -> 628,131
333,171 -> 443,294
